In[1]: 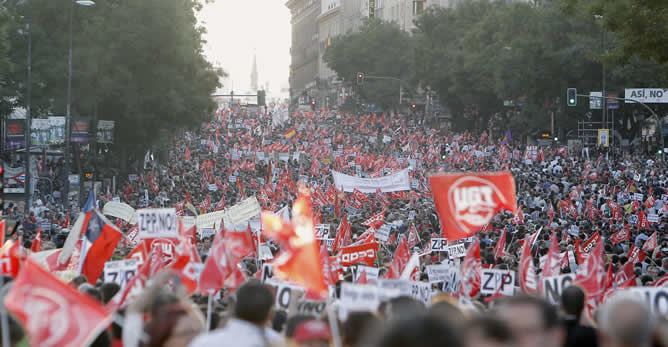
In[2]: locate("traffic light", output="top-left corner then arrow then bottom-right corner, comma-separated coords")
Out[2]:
411,104 -> 417,109
567,88 -> 577,106
356,72 -> 365,85
441,145 -> 447,160
257,90 -> 266,106
311,100 -> 316,110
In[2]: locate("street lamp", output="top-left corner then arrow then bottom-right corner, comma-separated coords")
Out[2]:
63,0 -> 95,209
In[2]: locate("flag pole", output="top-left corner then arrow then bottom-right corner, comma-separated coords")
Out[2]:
326,301 -> 342,347
206,293 -> 213,331
0,275 -> 10,347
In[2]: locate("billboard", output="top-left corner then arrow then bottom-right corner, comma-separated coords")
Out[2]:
30,119 -> 50,146
71,118 -> 90,143
6,119 -> 25,148
96,120 -> 115,144
625,88 -> 668,103
48,116 -> 66,144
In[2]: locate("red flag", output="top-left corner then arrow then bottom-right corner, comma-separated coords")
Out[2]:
582,232 -> 600,254
261,186 -> 327,294
79,210 -> 123,284
610,227 -> 631,245
493,229 -> 507,260
214,195 -> 226,211
338,242 -> 379,267
385,237 -> 409,279
614,260 -> 635,286
459,239 -> 482,298
642,231 -> 658,252
184,148 -> 191,161
0,240 -> 23,278
513,206 -> 525,225
31,227 -> 42,253
518,236 -> 537,294
627,244 -> 647,264
361,210 -> 385,230
542,233 -> 562,279
574,240 -> 605,314
651,274 -> 668,287
332,215 -> 351,253
429,173 -> 516,241
406,224 -> 420,249
356,269 -> 368,284
6,258 -> 112,347
199,229 -> 248,294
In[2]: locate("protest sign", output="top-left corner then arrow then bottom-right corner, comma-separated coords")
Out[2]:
315,224 -> 330,238
338,242 -> 379,267
136,208 -> 178,239
332,168 -> 411,193
408,281 -> 432,306
261,263 -> 274,283
103,259 -> 138,290
103,201 -> 136,223
339,283 -> 380,320
199,228 -> 215,239
430,238 -> 448,252
426,263 -> 454,283
647,214 -> 660,223
448,243 -> 467,259
352,266 -> 380,283
259,244 -> 274,260
227,196 -> 261,226
375,224 -> 391,242
619,288 -> 668,315
480,269 -> 515,296
542,274 -> 575,304
296,300 -> 328,317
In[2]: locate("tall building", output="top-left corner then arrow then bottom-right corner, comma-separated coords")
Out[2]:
286,0 -> 321,106
250,53 -> 259,92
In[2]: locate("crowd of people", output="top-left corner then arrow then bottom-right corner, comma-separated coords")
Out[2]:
0,103 -> 667,347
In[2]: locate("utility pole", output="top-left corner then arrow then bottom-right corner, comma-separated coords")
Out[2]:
24,2 -> 33,215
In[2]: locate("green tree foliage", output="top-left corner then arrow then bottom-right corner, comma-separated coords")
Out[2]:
0,5 -> 15,116
324,19 -> 412,110
563,0 -> 668,64
325,0 -> 668,136
3,0 -> 222,156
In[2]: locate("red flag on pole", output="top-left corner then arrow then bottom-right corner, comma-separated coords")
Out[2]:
518,236 -> 537,294
31,227 -> 42,253
6,258 -> 112,347
385,237 -> 409,280
493,230 -> 507,261
79,210 -> 123,284
642,231 -> 658,253
459,239 -> 482,298
429,172 -> 516,241
261,185 -> 327,295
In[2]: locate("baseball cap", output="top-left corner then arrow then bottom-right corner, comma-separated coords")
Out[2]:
294,320 -> 331,343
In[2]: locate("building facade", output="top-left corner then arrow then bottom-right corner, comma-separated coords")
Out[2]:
286,0 -> 321,106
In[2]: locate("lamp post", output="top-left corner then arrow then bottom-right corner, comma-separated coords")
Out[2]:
63,0 -> 95,210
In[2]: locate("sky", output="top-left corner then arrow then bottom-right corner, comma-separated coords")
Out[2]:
198,0 -> 292,100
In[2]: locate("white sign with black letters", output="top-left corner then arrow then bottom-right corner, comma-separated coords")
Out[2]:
542,274 -> 575,304
430,238 -> 448,252
136,208 -> 178,239
104,259 -> 138,290
448,243 -> 467,259
480,269 -> 515,296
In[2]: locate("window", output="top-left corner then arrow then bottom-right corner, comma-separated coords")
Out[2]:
412,0 -> 424,15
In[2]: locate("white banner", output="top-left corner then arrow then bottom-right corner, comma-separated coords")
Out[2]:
227,196 -> 261,226
625,88 -> 668,103
136,208 -> 179,239
332,168 -> 411,193
339,283 -> 381,321
102,201 -> 136,224
542,274 -> 575,304
448,243 -> 467,259
426,263 -> 455,283
619,288 -> 668,315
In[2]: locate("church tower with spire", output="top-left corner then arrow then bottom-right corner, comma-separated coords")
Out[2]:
250,53 -> 258,92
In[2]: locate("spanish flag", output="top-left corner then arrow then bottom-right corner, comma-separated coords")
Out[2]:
284,126 -> 297,140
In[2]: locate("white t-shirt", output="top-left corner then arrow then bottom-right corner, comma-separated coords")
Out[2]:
189,318 -> 283,347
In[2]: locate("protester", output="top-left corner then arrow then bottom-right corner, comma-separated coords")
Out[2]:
1,105 -> 667,347
188,281 -> 283,347
597,295 -> 656,347
560,286 -> 598,347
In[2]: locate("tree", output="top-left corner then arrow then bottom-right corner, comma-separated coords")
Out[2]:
563,0 -> 668,64
324,19 -> 413,110
0,5 -> 15,117
3,0 -> 222,164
